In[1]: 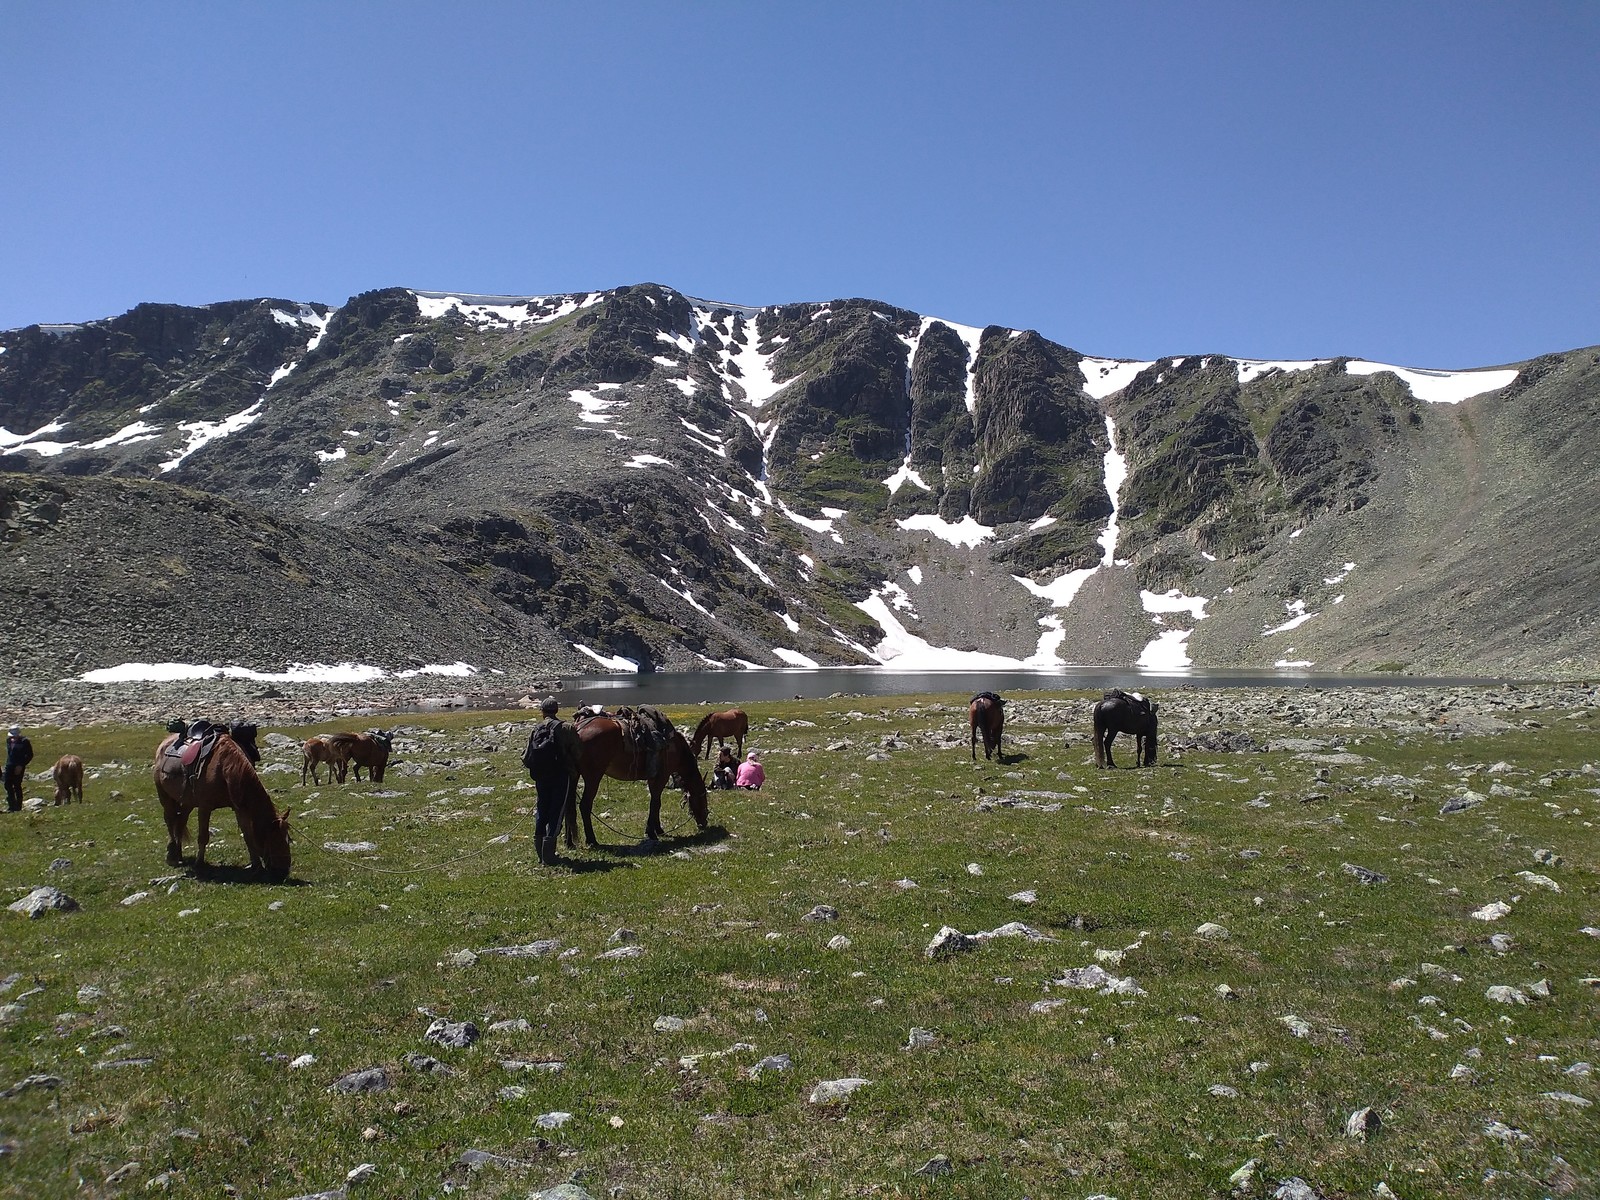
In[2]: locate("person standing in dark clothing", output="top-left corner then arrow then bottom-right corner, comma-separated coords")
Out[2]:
523,698 -> 580,866
5,725 -> 35,811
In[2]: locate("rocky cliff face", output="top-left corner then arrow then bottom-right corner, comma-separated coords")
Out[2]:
2,283 -> 1595,683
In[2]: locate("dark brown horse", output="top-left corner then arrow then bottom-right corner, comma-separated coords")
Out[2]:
969,692 -> 1005,761
567,713 -> 709,847
327,730 -> 394,782
690,709 -> 748,760
153,731 -> 292,880
1092,690 -> 1159,768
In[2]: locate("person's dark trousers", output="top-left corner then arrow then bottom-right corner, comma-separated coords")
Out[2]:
4,768 -> 23,811
534,769 -> 569,862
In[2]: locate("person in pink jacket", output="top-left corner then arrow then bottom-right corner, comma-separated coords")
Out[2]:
735,751 -> 765,790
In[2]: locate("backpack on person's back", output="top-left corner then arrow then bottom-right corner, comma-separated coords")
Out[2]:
522,718 -> 563,775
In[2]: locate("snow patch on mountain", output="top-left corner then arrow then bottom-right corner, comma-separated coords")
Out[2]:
1345,361 -> 1517,404
1079,357 -> 1155,399
896,513 -> 994,548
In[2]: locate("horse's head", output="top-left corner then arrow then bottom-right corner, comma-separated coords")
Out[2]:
259,806 -> 293,882
676,764 -> 709,830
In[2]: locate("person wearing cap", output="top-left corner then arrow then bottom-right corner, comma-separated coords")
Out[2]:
523,698 -> 581,865
5,725 -> 34,812
734,750 -> 765,790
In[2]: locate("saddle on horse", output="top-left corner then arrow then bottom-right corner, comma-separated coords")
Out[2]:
162,719 -> 227,781
972,691 -> 1005,707
1103,688 -> 1152,714
614,705 -> 672,778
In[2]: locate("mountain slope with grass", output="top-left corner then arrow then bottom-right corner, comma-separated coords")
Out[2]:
2,284 -> 1595,683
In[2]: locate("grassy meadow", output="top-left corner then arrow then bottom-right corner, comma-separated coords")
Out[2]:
1,690 -> 1597,1199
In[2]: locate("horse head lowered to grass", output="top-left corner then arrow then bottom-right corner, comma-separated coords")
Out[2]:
1092,689 -> 1159,768
153,723 -> 291,881
568,706 -> 708,847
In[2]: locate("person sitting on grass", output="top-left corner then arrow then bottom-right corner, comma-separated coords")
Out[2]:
712,745 -> 737,790
735,751 -> 765,790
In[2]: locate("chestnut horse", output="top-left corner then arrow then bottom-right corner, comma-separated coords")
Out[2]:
690,709 -> 748,760
969,692 -> 1005,761
52,755 -> 84,804
301,736 -> 350,785
567,713 -> 708,847
1092,690 -> 1159,768
153,731 -> 292,881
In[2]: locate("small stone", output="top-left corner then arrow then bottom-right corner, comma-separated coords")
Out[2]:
826,935 -> 852,950
1208,1084 -> 1239,1098
48,858 -> 72,872
1272,1180 -> 1322,1200
443,950 -> 478,969
8,887 -> 79,918
653,1015 -> 686,1033
1280,1014 -> 1313,1037
965,863 -> 983,876
1215,984 -> 1239,1001
1516,871 -> 1560,892
1342,862 -> 1388,885
801,905 -> 838,922
1540,1091 -> 1592,1107
1344,1106 -> 1381,1139
809,1077 -> 870,1104
924,926 -> 976,959
487,1018 -> 531,1034
595,945 -> 643,960
913,1155 -> 953,1178
1483,1120 -> 1531,1143
1228,1158 -> 1259,1191
322,841 -> 378,854
423,1019 -> 479,1049
120,892 -> 150,906
1008,890 -> 1037,904
329,1067 -> 389,1094
535,1110 -> 573,1129
608,928 -> 637,945
1470,901 -> 1512,922
1195,922 -> 1229,940
289,1054 -> 317,1069
905,1027 -> 937,1050
105,1162 -> 141,1185
749,1053 -> 790,1076
1485,985 -> 1526,1005
345,1163 -> 377,1185
1450,1064 -> 1476,1080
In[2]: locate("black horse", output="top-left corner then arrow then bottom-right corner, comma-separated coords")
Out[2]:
1091,690 -> 1158,768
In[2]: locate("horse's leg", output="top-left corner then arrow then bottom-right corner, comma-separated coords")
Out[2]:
970,719 -> 977,761
161,792 -> 185,867
644,777 -> 664,842
195,804 -> 214,872
578,771 -> 601,848
1104,730 -> 1117,769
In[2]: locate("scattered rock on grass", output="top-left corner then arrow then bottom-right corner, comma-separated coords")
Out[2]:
809,1077 -> 870,1104
8,887 -> 78,918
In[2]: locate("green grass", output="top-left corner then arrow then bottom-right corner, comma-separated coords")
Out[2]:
2,693 -> 1597,1198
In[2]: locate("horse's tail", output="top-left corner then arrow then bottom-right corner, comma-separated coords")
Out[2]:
690,712 -> 714,758
1092,702 -> 1107,768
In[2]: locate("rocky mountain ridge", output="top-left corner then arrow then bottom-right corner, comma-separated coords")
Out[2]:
2,283 -> 1596,687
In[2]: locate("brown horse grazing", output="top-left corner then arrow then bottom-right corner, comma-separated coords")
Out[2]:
969,692 -> 1005,761
327,730 -> 394,782
1092,690 -> 1159,768
301,736 -> 350,786
52,755 -> 84,804
153,732 -> 292,881
567,714 -> 709,847
690,709 -> 749,759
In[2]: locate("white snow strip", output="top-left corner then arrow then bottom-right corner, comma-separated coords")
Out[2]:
625,454 -> 673,469
906,565 -> 923,585
1136,629 -> 1193,670
883,457 -> 931,494
160,400 -> 265,472
315,446 -> 347,463
728,543 -> 775,588
87,421 -> 162,449
896,512 -> 994,549
778,499 -> 844,544
413,291 -> 588,329
1015,567 -> 1097,609
1141,589 -> 1209,620
1079,357 -> 1155,400
1274,658 -> 1314,669
1098,415 -> 1127,565
879,580 -> 918,615
1265,599 -> 1316,635
1233,358 -> 1330,385
1029,514 -> 1057,531
773,647 -> 819,668
79,660 -> 477,684
570,388 -> 624,424
659,578 -> 713,616
1323,561 -> 1356,585
856,591 -> 1036,669
777,611 -> 800,633
1345,361 -> 1518,404
573,644 -> 640,672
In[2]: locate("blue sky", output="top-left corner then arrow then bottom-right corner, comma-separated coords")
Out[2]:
3,2 -> 1596,366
